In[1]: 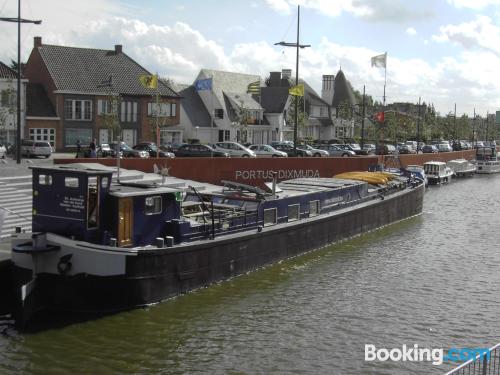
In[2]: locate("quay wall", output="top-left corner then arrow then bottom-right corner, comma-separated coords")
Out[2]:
55,149 -> 476,186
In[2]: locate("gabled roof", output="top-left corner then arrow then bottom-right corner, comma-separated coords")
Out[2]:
0,61 -> 17,79
260,86 -> 289,113
26,83 -> 57,117
36,44 -> 179,97
224,92 -> 261,111
331,69 -> 356,108
174,83 -> 212,127
302,80 -> 329,107
196,69 -> 261,108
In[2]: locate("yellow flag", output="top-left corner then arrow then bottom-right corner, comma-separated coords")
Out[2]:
288,84 -> 304,97
139,74 -> 158,89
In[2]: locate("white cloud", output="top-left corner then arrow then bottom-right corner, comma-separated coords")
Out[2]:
406,27 -> 417,36
263,0 -> 292,14
262,0 -> 432,23
0,0 -> 496,115
433,16 -> 500,56
447,0 -> 500,9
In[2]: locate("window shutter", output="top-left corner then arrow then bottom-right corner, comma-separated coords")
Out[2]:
97,100 -> 103,115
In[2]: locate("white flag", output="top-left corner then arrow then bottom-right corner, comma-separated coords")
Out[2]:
371,52 -> 387,68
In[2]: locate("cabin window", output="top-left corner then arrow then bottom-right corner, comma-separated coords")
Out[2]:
145,196 -> 162,215
38,174 -> 52,185
88,177 -> 99,228
263,208 -> 277,226
287,204 -> 300,222
65,177 -> 79,188
309,200 -> 320,217
101,177 -> 109,189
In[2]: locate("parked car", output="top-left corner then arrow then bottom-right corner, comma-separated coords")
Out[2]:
174,144 -> 229,157
362,143 -> 376,154
437,143 -> 453,152
97,143 -> 119,158
0,144 -> 6,159
21,139 -> 52,158
297,144 -> 329,157
133,142 -> 175,158
248,144 -> 287,157
405,141 -> 418,151
272,143 -> 312,157
375,144 -> 396,155
108,142 -> 149,158
316,144 -> 356,157
421,145 -> 438,153
213,142 -> 256,157
397,145 -> 416,154
348,143 -> 370,155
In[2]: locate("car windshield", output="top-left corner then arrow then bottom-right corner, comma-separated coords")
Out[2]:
121,143 -> 133,151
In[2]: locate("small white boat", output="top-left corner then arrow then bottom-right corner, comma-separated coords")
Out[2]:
423,161 -> 454,184
475,146 -> 500,174
447,159 -> 476,177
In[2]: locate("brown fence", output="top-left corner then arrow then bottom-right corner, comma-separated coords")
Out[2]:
55,150 -> 476,187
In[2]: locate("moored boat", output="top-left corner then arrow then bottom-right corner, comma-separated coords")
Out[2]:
474,146 -> 500,174
423,161 -> 454,185
447,159 -> 476,177
8,165 -> 424,328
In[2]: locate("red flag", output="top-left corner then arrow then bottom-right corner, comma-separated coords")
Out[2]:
374,111 -> 385,123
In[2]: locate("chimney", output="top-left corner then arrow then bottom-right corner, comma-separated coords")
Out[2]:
34,36 -> 42,48
281,69 -> 292,80
269,72 -> 281,87
114,44 -> 123,54
321,74 -> 335,105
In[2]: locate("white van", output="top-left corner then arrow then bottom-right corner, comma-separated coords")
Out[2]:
21,139 -> 52,158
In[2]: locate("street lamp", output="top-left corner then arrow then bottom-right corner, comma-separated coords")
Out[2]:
0,0 -> 41,164
274,5 -> 310,155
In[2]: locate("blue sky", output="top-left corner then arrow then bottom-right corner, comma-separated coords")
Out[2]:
2,0 -> 500,115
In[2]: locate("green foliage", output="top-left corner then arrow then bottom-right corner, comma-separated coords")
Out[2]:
286,96 -> 308,129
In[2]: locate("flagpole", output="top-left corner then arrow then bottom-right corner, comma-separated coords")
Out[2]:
155,73 -> 160,158
210,76 -> 214,155
383,52 -> 387,107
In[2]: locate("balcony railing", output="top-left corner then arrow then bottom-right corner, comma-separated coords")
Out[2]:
445,343 -> 500,375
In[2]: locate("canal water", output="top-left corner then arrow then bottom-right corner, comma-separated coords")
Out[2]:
1,175 -> 500,374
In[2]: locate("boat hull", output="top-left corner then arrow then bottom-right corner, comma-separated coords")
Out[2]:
11,183 -> 424,321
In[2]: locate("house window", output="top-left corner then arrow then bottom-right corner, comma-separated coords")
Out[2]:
214,109 -> 224,119
97,99 -> 119,116
147,102 -> 176,118
0,89 -> 16,107
65,99 -> 92,120
287,204 -> 300,222
65,128 -> 92,147
30,128 -> 56,148
218,130 -> 230,142
121,101 -> 138,122
263,208 -> 277,226
309,200 -> 320,217
145,196 -> 162,215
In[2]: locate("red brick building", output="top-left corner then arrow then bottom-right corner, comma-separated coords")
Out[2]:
24,37 -> 181,151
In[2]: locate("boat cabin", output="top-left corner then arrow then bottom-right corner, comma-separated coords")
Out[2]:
475,146 -> 498,161
31,166 -> 182,246
423,161 -> 446,177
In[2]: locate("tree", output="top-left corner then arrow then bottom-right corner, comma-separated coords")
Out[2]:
0,80 -> 17,144
286,95 -> 308,141
98,93 -> 121,142
231,99 -> 253,143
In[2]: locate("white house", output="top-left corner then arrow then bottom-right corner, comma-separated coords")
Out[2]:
0,61 -> 27,145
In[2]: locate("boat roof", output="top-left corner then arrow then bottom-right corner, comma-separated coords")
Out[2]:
423,161 -> 446,165
109,183 -> 181,197
277,177 -> 366,196
30,165 -> 113,175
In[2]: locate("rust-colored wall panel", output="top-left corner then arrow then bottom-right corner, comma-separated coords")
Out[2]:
55,150 -> 477,186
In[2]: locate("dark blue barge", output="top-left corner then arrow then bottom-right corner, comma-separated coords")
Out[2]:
8,166 -> 424,327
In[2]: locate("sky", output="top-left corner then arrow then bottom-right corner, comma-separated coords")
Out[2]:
1,0 -> 500,116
